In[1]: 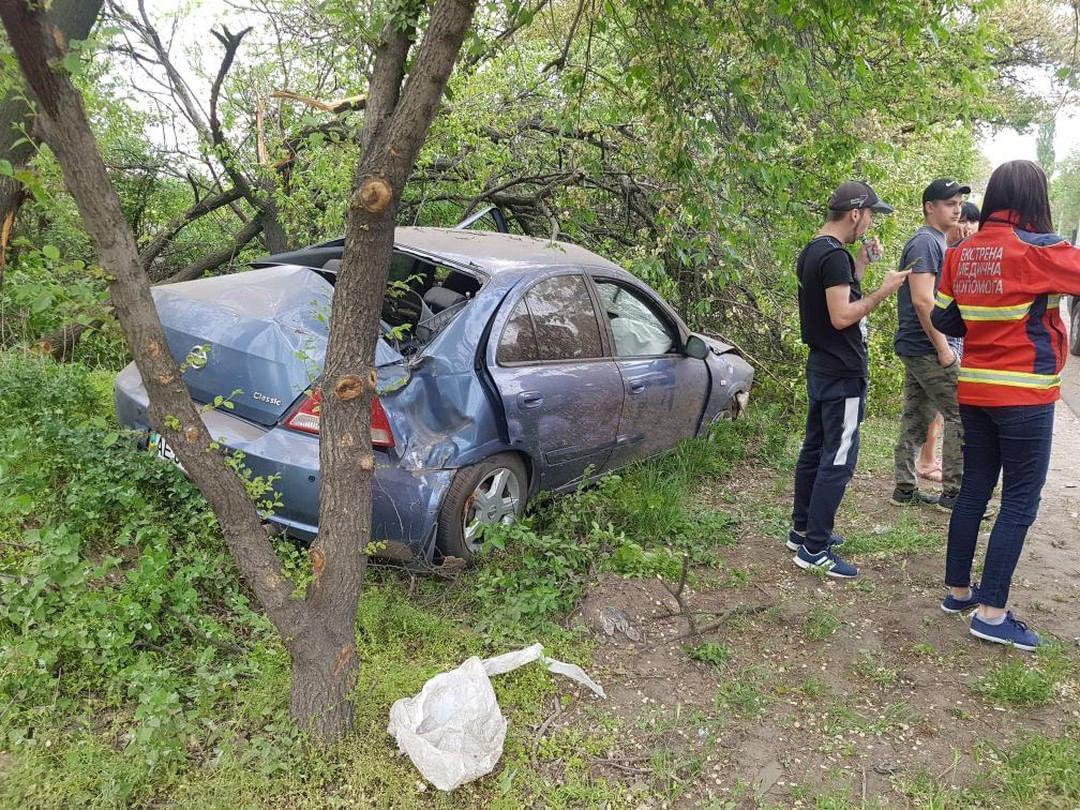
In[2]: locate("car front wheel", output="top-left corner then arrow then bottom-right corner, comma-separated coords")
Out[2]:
436,453 -> 528,563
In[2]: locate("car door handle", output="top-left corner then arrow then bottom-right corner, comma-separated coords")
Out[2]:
628,380 -> 647,394
518,391 -> 544,408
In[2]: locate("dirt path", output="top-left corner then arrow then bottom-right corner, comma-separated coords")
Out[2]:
542,374 -> 1080,807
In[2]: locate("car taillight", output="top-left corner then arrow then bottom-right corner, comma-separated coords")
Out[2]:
284,389 -> 395,448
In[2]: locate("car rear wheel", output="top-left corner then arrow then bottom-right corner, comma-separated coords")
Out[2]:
436,453 -> 528,563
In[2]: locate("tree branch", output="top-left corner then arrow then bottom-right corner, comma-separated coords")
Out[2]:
139,184 -> 245,269
155,216 -> 263,284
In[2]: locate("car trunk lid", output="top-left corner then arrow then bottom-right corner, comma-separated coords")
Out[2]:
152,265 -> 406,426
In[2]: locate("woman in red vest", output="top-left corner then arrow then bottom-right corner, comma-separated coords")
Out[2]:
932,160 -> 1080,651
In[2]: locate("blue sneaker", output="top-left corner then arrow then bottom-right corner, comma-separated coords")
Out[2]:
793,545 -> 858,578
786,530 -> 846,552
941,583 -> 980,614
969,611 -> 1040,651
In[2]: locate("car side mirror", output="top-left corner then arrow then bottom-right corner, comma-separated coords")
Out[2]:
684,334 -> 710,360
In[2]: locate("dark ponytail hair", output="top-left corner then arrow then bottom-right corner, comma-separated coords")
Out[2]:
980,160 -> 1054,233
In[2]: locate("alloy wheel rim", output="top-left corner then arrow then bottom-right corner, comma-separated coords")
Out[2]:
462,467 -> 522,552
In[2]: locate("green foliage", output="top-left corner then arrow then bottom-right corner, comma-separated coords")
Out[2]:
686,641 -> 732,670
903,732 -> 1080,808
974,644 -> 1075,708
0,240 -> 126,366
1051,150 -> 1080,241
0,353 -> 273,795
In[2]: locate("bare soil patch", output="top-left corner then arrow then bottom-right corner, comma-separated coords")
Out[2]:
541,405 -> 1080,806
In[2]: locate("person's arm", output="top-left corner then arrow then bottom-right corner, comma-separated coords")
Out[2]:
931,253 -> 966,338
1022,236 -> 1080,295
825,269 -> 910,329
909,272 -> 955,365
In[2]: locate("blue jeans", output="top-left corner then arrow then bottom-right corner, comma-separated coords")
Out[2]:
945,403 -> 1055,608
792,372 -> 866,554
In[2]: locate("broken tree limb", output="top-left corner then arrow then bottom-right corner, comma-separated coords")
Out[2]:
38,213 -> 263,360
152,215 -> 263,284
138,184 -> 245,269
271,89 -> 367,114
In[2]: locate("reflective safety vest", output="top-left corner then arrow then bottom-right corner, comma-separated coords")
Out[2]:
932,211 -> 1080,407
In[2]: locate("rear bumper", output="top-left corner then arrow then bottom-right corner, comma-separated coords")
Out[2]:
114,364 -> 452,559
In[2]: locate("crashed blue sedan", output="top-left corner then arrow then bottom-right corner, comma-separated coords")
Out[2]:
114,228 -> 753,563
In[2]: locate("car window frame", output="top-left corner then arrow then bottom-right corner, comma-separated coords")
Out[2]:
587,274 -> 687,359
493,269 -> 613,367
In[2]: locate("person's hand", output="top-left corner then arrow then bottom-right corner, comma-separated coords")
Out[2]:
938,347 -> 958,368
857,237 -> 883,265
879,269 -> 911,295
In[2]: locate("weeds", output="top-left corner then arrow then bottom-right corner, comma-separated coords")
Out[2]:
974,645 -> 1075,708
687,641 -> 732,670
803,606 -> 842,641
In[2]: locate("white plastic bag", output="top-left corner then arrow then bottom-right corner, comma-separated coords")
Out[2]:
387,643 -> 604,791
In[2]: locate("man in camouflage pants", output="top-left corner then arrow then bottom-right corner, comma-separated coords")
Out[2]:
890,179 -> 968,511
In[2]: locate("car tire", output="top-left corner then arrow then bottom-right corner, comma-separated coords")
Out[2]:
1070,296 -> 1080,357
436,453 -> 528,563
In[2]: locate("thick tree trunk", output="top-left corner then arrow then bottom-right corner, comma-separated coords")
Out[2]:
287,622 -> 360,735
304,0 -> 478,737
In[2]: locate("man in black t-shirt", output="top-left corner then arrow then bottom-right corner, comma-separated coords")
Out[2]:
790,181 -> 910,578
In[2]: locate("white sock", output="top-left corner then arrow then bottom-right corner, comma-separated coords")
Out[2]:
977,611 -> 1005,625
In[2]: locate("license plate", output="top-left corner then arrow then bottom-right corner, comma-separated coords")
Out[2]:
148,432 -> 186,473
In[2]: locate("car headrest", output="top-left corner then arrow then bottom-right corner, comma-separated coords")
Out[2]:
423,286 -> 466,313
322,258 -> 342,272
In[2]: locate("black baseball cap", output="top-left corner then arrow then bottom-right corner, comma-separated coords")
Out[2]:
922,178 -> 971,203
828,181 -> 894,214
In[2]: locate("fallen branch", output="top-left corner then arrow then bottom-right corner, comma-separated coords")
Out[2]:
670,604 -> 770,642
155,216 -> 263,284
661,555 -> 698,638
138,184 -> 245,270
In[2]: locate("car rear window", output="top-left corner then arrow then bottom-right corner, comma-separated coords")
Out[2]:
497,299 -> 540,363
498,274 -> 604,363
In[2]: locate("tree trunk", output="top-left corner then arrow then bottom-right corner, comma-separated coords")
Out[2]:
0,0 -> 103,256
0,0 -> 304,673
287,621 -> 360,738
297,0 -> 479,735
0,0 -> 480,745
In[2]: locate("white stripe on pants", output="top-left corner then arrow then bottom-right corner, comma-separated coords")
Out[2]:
833,396 -> 860,466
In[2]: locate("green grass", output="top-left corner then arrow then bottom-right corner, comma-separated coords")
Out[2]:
4,356 -> 1076,807
903,732 -> 1080,808
852,649 -> 903,688
857,416 -> 900,476
687,640 -> 732,670
803,606 -> 842,641
974,644 -> 1076,709
841,510 -> 944,556
714,668 -> 773,718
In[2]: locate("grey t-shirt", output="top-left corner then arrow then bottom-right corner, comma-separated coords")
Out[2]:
894,225 -> 947,357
